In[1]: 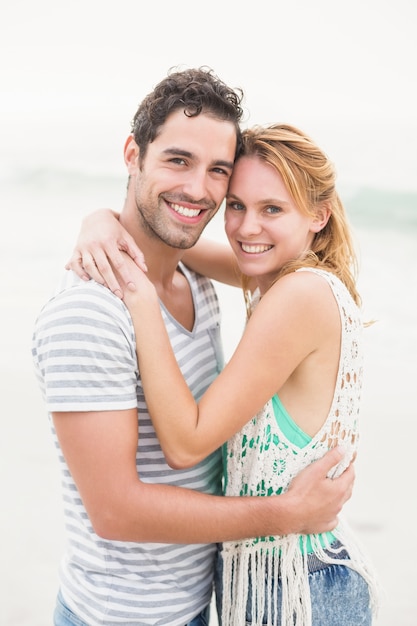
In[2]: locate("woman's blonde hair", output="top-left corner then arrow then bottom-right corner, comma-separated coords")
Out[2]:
239,124 -> 361,308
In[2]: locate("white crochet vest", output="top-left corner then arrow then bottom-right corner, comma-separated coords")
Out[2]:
222,268 -> 378,626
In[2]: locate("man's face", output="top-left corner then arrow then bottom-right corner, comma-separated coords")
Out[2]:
129,109 -> 237,249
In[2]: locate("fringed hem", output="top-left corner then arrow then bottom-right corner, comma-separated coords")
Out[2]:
221,523 -> 379,626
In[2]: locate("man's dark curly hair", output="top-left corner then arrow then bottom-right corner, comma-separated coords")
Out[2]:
131,66 -> 244,161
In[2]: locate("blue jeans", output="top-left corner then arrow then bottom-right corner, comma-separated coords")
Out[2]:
307,563 -> 371,625
53,593 -> 86,626
215,545 -> 372,625
54,590 -> 210,626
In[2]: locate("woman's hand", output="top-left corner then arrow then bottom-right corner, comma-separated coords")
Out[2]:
66,209 -> 147,298
115,252 -> 158,311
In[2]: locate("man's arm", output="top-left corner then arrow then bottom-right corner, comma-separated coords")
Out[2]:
54,408 -> 353,543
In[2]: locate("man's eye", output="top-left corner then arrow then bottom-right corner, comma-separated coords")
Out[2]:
212,167 -> 229,176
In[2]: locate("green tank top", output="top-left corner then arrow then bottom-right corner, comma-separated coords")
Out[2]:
271,394 -> 336,553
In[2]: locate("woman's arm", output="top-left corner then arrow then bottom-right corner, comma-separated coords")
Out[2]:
66,209 -> 147,297
181,239 -> 242,287
66,209 -> 244,294
121,256 -> 332,468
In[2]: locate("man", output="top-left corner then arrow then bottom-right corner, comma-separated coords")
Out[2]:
32,67 -> 354,626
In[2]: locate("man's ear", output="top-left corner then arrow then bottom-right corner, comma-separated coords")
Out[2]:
124,135 -> 140,174
311,203 -> 331,233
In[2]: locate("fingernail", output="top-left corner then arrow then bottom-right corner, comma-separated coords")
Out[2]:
113,289 -> 123,299
127,282 -> 136,292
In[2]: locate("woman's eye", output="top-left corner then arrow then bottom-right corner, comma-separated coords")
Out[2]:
266,205 -> 282,214
227,201 -> 244,211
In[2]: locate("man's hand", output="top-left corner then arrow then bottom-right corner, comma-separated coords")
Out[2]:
285,446 -> 355,535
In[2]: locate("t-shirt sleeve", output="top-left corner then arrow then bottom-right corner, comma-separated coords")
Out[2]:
32,283 -> 138,413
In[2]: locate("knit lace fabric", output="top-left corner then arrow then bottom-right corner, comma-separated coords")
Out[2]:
222,268 -> 378,626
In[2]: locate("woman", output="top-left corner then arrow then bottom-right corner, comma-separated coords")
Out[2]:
68,124 -> 378,625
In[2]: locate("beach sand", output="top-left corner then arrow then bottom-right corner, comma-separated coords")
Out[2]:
1,210 -> 416,625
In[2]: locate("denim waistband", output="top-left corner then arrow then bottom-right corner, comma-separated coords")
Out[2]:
307,541 -> 349,573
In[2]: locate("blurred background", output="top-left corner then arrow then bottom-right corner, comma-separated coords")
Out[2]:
1,1 -> 416,624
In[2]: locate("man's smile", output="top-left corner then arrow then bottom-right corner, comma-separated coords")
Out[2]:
169,202 -> 203,218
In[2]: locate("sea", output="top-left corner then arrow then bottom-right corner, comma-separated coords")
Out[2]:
1,163 -> 416,625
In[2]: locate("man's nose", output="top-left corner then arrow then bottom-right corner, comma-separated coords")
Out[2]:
182,168 -> 210,202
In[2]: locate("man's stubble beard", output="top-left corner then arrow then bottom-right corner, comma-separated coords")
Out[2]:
134,197 -> 213,250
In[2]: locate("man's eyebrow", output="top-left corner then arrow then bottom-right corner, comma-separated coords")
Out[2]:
162,148 -> 193,158
162,148 -> 234,171
214,159 -> 234,171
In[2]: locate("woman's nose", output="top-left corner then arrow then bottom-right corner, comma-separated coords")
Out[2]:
238,211 -> 262,236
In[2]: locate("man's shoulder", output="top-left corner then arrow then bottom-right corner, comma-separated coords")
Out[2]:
36,271 -> 130,328
50,271 -> 123,304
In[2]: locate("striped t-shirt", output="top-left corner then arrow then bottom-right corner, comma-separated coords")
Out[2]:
32,264 -> 224,625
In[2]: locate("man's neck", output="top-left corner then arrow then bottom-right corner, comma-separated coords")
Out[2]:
120,212 -> 184,286
132,232 -> 194,331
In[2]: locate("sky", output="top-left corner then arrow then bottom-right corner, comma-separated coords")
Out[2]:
1,0 -> 416,191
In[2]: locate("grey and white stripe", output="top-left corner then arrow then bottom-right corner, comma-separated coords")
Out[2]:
32,265 -> 223,625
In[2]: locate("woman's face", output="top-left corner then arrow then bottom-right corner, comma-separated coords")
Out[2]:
225,156 -> 319,294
